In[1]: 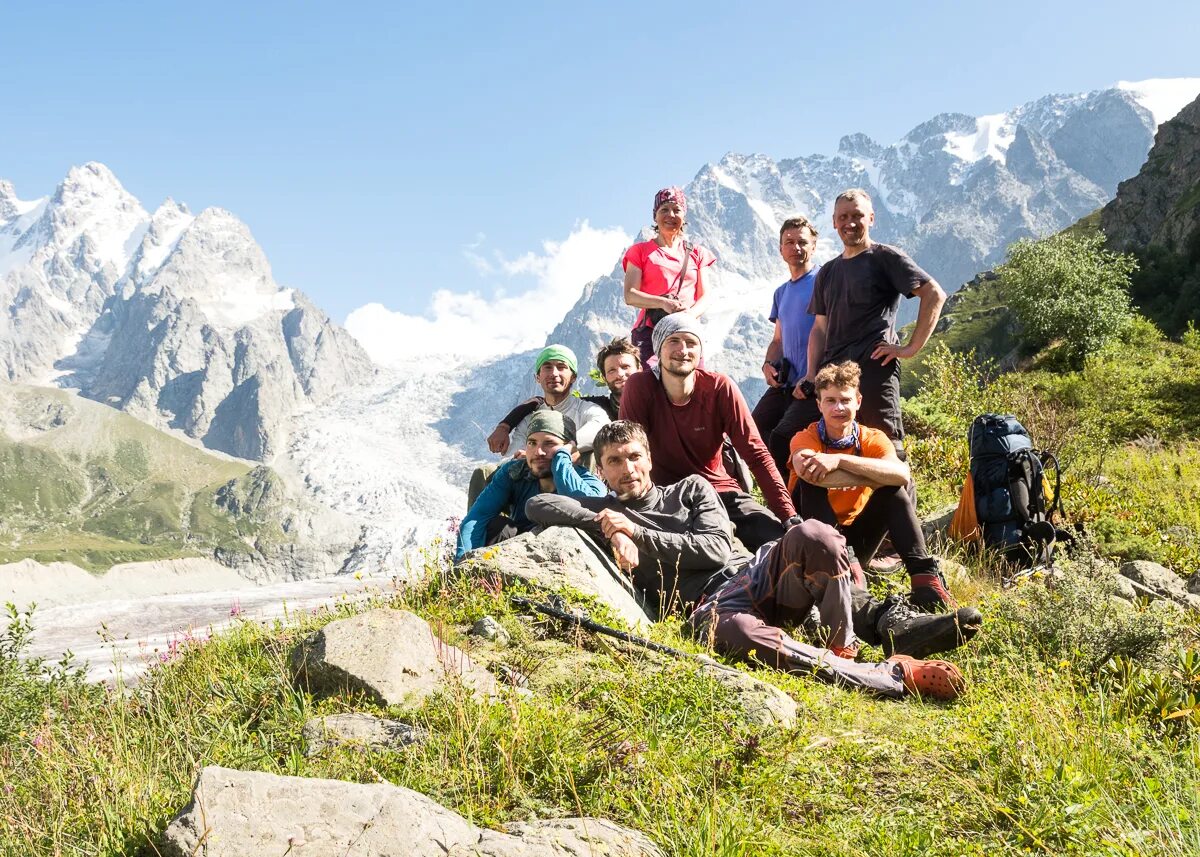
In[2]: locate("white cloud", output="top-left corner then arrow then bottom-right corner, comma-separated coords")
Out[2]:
346,221 -> 631,366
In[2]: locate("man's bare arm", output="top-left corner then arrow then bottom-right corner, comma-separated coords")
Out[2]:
762,321 -> 784,387
805,315 -> 828,382
792,449 -> 909,488
873,279 -> 946,365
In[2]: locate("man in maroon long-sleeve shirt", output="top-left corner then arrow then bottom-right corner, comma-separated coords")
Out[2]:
619,313 -> 796,551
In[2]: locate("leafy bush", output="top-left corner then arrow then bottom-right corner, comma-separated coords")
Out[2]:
0,605 -> 93,746
1101,648 -> 1200,737
998,232 -> 1137,367
983,551 -> 1173,676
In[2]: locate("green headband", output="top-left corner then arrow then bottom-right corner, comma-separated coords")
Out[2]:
535,344 -> 578,375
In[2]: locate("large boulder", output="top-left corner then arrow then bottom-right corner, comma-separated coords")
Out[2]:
291,609 -> 499,707
462,527 -> 652,631
161,766 -> 663,856
161,766 -> 475,856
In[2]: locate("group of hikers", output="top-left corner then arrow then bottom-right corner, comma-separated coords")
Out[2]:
455,185 -> 984,702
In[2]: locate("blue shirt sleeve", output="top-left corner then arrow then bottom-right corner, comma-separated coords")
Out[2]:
769,284 -> 782,323
456,461 -> 516,561
550,448 -> 606,498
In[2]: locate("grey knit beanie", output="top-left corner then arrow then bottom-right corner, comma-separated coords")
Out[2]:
651,312 -> 704,371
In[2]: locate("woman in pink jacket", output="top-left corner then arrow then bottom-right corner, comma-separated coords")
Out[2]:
622,186 -> 717,366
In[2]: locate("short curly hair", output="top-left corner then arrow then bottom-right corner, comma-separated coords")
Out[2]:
595,337 -> 641,381
814,360 -> 862,392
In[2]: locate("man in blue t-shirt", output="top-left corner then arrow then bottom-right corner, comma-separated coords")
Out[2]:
752,215 -> 823,475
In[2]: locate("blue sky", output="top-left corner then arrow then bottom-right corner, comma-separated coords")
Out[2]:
2,0 -> 1197,337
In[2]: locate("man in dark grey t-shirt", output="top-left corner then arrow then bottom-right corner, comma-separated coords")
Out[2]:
805,189 -> 946,451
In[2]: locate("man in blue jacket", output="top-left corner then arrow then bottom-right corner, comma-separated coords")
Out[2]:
455,410 -> 605,561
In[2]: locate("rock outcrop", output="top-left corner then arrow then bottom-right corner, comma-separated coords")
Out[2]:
460,527 -> 651,631
1119,560 -> 1200,611
162,766 -> 664,856
1102,93 -> 1200,255
291,608 -> 499,706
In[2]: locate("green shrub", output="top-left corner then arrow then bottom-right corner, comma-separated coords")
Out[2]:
0,605 -> 93,746
983,551 -> 1173,676
997,232 -> 1137,368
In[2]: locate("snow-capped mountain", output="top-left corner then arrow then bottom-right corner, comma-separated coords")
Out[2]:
0,164 -> 372,461
3,79 -> 1198,568
433,79 -> 1200,460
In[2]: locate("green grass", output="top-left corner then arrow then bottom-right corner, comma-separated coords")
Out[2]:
904,318 -> 1200,575
0,542 -> 1196,856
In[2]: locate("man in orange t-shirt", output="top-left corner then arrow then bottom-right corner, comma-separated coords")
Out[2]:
789,360 -> 956,612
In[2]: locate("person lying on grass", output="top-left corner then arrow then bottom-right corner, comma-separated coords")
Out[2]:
688,519 -> 981,701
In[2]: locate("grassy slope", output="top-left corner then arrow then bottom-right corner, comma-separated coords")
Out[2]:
0,544 -> 1196,856
0,384 -> 282,569
1,330 -> 1197,853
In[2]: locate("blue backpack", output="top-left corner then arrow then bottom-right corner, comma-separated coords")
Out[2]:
968,414 -> 1062,564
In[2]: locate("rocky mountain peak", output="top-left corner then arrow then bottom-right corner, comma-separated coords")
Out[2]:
838,133 -> 884,160
904,112 -> 978,145
1,164 -> 372,461
0,179 -> 20,221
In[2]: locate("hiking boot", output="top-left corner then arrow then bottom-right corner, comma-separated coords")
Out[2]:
877,601 -> 983,659
890,654 -> 966,701
909,570 -> 957,612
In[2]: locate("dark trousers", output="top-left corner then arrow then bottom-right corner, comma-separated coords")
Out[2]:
854,354 -> 904,451
795,482 -> 935,576
753,386 -> 820,477
688,585 -> 905,697
484,515 -> 520,546
718,491 -> 785,553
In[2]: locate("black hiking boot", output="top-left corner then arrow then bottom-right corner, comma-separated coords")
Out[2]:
877,601 -> 983,659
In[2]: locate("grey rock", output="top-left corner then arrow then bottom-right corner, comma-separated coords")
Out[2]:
469,616 -> 511,646
161,766 -> 661,857
699,662 -> 798,729
921,502 -> 959,543
1119,560 -> 1190,599
456,818 -> 664,856
1112,574 -> 1139,601
302,713 -> 427,756
1188,572 -> 1200,597
291,608 -> 499,707
161,766 -> 476,856
462,527 -> 652,632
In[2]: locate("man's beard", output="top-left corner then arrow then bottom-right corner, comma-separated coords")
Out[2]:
662,358 -> 697,378
614,481 -> 650,502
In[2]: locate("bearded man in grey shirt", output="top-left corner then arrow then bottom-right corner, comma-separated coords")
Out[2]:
526,420 -> 736,617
